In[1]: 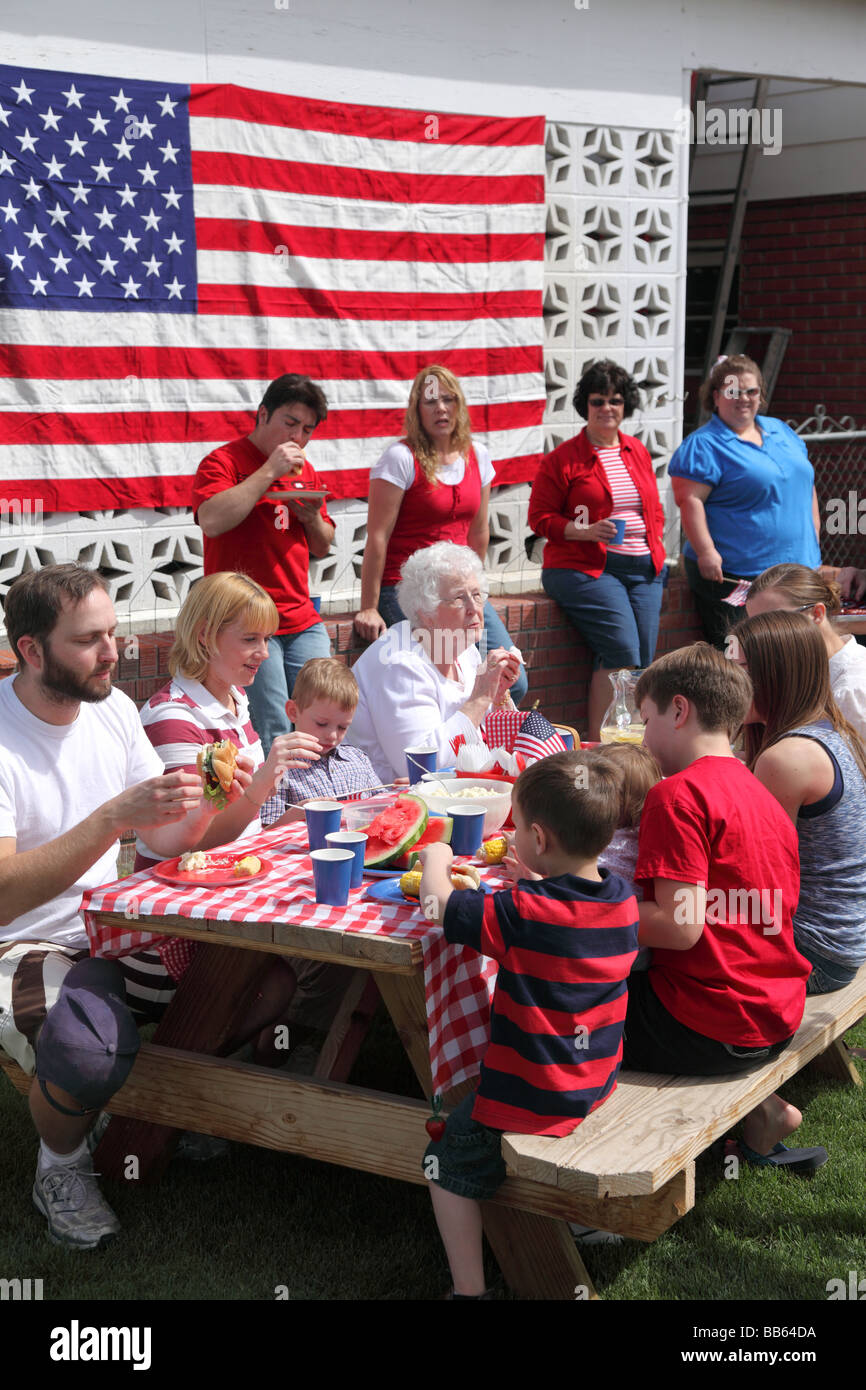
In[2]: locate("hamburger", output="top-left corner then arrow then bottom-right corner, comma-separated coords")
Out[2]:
196,739 -> 239,810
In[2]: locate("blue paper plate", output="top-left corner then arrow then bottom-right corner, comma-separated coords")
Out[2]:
364,878 -> 492,906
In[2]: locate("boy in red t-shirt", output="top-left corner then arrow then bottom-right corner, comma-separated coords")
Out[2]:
628,644 -> 826,1172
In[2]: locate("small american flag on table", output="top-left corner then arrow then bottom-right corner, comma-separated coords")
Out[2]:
513,709 -> 566,762
481,706 -> 566,762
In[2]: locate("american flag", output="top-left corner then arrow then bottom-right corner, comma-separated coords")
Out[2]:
722,578 -> 752,607
0,63 -> 546,512
513,709 -> 566,763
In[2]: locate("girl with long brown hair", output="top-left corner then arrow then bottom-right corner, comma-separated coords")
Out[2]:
746,563 -> 866,738
735,608 -> 866,994
353,364 -> 528,703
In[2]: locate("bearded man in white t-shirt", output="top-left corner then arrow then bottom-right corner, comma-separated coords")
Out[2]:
0,565 -> 208,1251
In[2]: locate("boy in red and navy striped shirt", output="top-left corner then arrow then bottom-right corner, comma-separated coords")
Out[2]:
418,750 -> 638,1298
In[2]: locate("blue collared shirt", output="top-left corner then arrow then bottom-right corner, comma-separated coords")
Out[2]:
260,743 -> 387,826
668,413 -> 821,576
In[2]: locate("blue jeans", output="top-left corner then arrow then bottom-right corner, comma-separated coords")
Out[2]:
542,552 -> 664,671
795,934 -> 860,995
246,622 -> 332,754
377,587 -> 529,706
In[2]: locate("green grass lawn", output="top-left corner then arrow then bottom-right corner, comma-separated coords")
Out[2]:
2,1009 -> 865,1302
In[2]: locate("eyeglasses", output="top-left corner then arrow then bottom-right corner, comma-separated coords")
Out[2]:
588,396 -> 625,409
441,589 -> 488,609
722,387 -> 761,401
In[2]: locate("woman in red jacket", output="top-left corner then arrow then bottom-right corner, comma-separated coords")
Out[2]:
529,360 -> 667,739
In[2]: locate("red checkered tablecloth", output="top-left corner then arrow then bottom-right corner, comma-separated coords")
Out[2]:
81,822 -> 497,1095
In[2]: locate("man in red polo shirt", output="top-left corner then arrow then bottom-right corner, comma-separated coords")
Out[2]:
193,374 -> 335,752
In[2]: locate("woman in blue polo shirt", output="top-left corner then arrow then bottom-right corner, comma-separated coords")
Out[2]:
670,354 -> 821,648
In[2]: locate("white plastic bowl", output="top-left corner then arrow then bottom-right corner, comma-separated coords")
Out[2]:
416,777 -> 513,837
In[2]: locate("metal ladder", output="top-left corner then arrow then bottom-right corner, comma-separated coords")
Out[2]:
722,325 -> 791,405
690,74 -> 790,417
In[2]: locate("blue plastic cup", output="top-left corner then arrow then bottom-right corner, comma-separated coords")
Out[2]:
446,805 -> 486,856
310,595 -> 322,613
609,518 -> 626,544
325,831 -> 367,888
304,799 -> 342,851
405,745 -> 437,786
311,848 -> 355,906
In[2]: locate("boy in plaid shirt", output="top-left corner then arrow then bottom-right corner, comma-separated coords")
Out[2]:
261,658 -> 389,824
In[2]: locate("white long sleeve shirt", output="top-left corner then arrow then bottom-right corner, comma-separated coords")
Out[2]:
829,634 -> 866,741
346,621 -> 486,782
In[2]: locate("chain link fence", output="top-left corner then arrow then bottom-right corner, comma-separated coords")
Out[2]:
790,409 -> 865,570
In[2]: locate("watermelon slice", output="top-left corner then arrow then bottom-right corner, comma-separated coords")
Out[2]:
363,794 -> 429,867
392,815 -> 453,870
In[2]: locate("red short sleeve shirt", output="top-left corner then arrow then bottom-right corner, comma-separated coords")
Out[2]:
192,436 -> 333,635
635,756 -> 809,1046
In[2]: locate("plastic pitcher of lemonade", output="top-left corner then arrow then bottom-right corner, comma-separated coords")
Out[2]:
600,669 -> 645,745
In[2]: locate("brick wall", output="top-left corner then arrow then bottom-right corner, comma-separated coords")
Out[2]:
690,192 -> 866,423
0,568 -> 704,733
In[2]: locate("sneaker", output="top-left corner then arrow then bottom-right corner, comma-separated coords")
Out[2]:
32,1161 -> 120,1251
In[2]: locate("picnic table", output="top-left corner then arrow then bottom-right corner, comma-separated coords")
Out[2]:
79,821 -> 606,1299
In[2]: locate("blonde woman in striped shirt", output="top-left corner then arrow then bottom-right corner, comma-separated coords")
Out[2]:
529,360 -> 667,740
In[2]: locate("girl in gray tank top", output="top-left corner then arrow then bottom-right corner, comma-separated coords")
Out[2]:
736,609 -> 866,993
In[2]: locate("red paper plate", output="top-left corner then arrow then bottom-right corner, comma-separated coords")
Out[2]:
264,489 -> 329,503
152,853 -> 273,888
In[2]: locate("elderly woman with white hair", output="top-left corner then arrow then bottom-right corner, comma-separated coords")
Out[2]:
347,542 -> 522,783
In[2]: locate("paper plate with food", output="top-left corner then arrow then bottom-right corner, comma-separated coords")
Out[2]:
264,486 -> 329,503
364,862 -> 490,906
152,850 -> 272,887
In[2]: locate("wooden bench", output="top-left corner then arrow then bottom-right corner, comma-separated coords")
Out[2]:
500,967 -> 866,1287
2,966 -> 863,1299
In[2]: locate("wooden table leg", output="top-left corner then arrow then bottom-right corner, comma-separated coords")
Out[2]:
807,1037 -> 863,1087
373,968 -> 434,1096
314,975 -> 381,1082
481,1204 -> 599,1300
95,943 -> 272,1183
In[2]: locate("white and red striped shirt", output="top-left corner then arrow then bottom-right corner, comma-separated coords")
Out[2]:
136,674 -> 263,864
596,445 -> 650,556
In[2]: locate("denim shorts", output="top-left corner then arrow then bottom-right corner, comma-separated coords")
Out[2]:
422,1091 -> 506,1201
795,934 -> 861,996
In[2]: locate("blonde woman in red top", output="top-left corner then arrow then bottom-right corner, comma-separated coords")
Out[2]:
353,364 -> 528,704
529,360 -> 667,739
